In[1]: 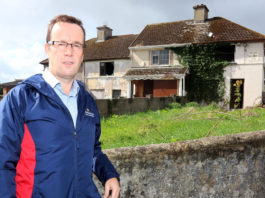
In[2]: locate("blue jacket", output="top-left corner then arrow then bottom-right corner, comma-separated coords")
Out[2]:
0,74 -> 119,198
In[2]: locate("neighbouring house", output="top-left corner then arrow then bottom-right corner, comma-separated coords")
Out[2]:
126,4 -> 265,108
82,26 -> 138,99
0,79 -> 23,97
40,4 -> 265,108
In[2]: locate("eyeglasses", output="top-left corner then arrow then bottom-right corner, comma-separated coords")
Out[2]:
47,41 -> 85,51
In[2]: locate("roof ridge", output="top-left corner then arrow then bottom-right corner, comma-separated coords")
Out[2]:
145,17 -> 223,27
85,34 -> 138,43
146,19 -> 192,26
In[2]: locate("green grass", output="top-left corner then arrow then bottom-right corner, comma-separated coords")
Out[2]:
100,102 -> 265,149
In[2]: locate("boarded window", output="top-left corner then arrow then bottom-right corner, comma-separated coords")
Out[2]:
112,90 -> 121,99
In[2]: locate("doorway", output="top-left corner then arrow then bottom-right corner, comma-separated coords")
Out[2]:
143,80 -> 153,97
230,79 -> 244,109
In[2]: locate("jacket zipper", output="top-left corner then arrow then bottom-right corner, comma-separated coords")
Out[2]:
26,82 -> 82,197
73,130 -> 79,198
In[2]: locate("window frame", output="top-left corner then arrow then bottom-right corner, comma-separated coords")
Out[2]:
151,49 -> 170,65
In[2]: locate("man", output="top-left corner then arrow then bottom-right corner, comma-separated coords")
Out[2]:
0,15 -> 120,198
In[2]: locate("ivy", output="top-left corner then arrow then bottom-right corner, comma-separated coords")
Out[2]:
171,43 -> 231,103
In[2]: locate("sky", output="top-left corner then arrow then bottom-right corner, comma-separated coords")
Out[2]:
0,0 -> 265,83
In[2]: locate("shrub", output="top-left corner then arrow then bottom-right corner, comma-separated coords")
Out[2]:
206,102 -> 219,110
185,102 -> 200,107
167,102 -> 182,109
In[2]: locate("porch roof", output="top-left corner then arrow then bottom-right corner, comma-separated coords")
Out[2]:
124,66 -> 188,80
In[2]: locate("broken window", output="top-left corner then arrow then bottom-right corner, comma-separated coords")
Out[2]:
216,45 -> 235,62
100,62 -> 114,76
151,50 -> 169,65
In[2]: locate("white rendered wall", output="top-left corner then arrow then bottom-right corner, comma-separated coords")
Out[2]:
224,42 -> 264,108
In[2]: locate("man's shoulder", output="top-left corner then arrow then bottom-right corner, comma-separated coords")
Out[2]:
3,74 -> 47,101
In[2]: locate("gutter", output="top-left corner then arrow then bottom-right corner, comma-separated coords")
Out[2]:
129,43 -> 191,50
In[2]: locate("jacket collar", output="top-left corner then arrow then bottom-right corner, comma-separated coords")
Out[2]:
21,73 -> 85,100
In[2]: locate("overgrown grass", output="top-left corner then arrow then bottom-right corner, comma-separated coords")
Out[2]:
100,102 -> 265,149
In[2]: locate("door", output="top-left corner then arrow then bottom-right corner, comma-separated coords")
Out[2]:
230,79 -> 244,109
143,80 -> 153,97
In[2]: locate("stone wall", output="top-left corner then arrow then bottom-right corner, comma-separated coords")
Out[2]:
96,96 -> 186,117
94,131 -> 265,197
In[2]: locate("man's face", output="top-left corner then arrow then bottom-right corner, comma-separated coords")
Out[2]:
45,22 -> 84,81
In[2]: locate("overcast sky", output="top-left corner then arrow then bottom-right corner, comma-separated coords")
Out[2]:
0,0 -> 265,83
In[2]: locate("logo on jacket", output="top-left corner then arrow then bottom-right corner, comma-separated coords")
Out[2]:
85,108 -> 94,117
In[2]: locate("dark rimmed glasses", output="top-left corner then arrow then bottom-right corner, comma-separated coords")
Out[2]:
48,41 -> 85,51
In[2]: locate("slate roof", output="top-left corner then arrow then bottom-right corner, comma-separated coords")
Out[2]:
130,17 -> 265,47
124,66 -> 188,80
83,34 -> 138,61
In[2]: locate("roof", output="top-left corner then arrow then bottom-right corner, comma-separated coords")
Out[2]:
83,34 -> 138,61
124,66 -> 188,80
130,17 -> 265,47
1,79 -> 23,87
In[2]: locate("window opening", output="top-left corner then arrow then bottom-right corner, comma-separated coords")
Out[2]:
100,62 -> 114,76
112,90 -> 121,99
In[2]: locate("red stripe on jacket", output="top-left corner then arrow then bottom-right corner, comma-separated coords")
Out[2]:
15,124 -> 36,198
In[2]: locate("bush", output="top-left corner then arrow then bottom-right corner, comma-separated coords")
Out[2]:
185,102 -> 200,107
167,102 -> 182,109
206,102 -> 219,110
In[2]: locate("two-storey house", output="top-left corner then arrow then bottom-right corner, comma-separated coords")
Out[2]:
125,4 -> 265,108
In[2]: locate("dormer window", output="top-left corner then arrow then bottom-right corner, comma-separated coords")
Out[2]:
151,49 -> 169,65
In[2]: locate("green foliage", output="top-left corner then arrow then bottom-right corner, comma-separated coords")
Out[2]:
101,105 -> 265,149
167,102 -> 182,109
171,43 -> 230,103
233,80 -> 243,109
185,102 -> 200,107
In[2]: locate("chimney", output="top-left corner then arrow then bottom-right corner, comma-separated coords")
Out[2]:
193,4 -> 209,22
96,25 -> 112,42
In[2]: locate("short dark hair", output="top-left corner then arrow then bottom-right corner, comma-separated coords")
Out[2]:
46,15 -> 86,43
